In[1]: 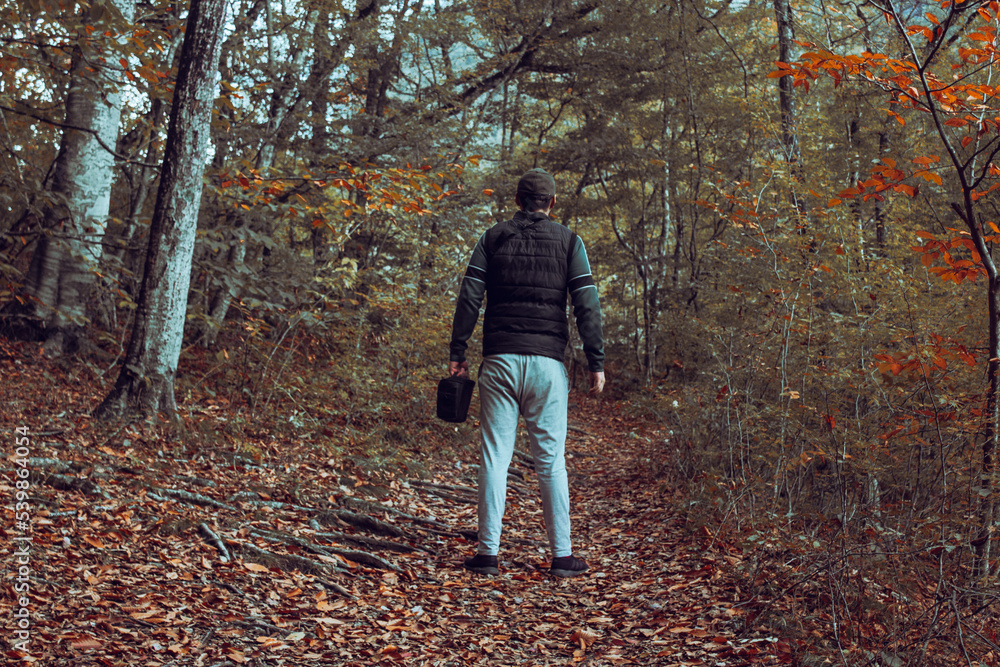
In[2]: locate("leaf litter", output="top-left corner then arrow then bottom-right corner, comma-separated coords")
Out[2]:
1,342 -> 790,666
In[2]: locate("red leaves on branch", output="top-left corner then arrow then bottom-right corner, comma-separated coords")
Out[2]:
910,226 -> 1000,284
816,158 -> 922,208
874,332 -> 976,379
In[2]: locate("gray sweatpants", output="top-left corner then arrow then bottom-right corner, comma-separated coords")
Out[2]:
476,354 -> 572,558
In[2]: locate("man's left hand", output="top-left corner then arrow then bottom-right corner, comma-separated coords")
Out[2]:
450,360 -> 469,378
589,371 -> 605,395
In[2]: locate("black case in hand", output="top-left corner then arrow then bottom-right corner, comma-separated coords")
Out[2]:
436,376 -> 475,423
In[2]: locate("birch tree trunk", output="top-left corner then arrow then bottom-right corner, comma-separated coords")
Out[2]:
772,0 -> 807,228
96,0 -> 229,420
772,0 -> 799,165
20,0 -> 135,353
190,0 -> 263,347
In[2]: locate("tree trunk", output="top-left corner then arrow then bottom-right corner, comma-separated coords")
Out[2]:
188,0 -> 264,347
846,116 -> 866,261
95,0 -> 228,420
112,26 -> 184,297
772,0 -> 807,231
772,0 -> 799,164
198,217 -> 246,348
873,122 -> 891,253
19,0 -> 135,353
945,194 -> 999,580
977,274 -> 997,578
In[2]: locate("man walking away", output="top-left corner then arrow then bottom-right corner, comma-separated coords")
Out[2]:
449,168 -> 605,578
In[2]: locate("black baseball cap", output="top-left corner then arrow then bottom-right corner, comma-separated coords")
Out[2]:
516,168 -> 556,198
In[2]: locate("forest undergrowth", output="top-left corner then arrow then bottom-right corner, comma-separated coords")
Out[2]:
1,332 -> 997,666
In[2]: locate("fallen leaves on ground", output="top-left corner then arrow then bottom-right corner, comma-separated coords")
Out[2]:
0,341 -> 811,666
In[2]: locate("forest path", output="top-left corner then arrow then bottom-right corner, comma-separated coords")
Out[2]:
1,360 -> 776,666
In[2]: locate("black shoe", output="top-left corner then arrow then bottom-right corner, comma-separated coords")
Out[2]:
550,555 -> 588,578
463,554 -> 499,575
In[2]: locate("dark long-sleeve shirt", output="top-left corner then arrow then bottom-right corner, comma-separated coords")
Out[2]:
450,214 -> 604,372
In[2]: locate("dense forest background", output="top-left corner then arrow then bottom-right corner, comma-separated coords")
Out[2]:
1,0 -> 999,663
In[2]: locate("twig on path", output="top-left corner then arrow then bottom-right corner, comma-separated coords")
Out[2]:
248,527 -> 339,559
242,499 -> 318,512
149,487 -> 239,512
36,442 -> 148,475
313,575 -> 354,598
227,490 -> 262,502
250,526 -> 403,572
326,545 -> 402,572
31,429 -> 68,437
308,519 -> 434,554
211,579 -> 247,598
175,474 -> 217,488
339,496 -> 459,531
408,479 -> 478,494
228,617 -> 314,638
503,534 -> 547,547
26,458 -> 81,473
31,471 -> 108,497
411,525 -> 465,539
114,613 -> 158,629
318,507 -> 411,538
218,452 -> 263,469
417,487 -> 478,505
227,539 -> 349,576
199,523 -> 231,562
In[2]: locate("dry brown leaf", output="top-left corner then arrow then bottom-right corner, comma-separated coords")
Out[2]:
570,628 -> 598,650
316,553 -> 355,568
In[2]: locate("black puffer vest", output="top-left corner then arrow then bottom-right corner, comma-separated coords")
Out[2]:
481,210 -> 577,362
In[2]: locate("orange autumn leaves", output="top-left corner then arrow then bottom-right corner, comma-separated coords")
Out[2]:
769,1 -> 1000,212
912,223 -> 1000,285
819,157 -> 924,209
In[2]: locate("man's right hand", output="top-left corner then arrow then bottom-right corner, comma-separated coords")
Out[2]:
450,360 -> 469,378
589,371 -> 605,395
